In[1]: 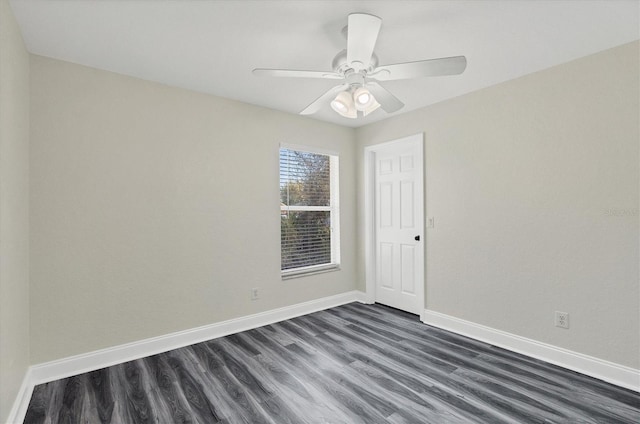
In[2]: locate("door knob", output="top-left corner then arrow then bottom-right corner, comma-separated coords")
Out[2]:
414,235 -> 420,241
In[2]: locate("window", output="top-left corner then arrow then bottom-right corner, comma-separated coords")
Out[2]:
280,145 -> 339,277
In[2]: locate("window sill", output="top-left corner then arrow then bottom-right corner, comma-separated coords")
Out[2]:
281,264 -> 341,280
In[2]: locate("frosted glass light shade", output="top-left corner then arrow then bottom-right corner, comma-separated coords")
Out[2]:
331,90 -> 357,118
354,86 -> 380,116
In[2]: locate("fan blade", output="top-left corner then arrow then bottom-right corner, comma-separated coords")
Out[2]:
370,56 -> 467,81
300,84 -> 350,115
253,68 -> 343,80
366,82 -> 404,113
347,13 -> 382,70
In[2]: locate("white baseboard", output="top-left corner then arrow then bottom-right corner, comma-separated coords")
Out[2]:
5,368 -> 32,424
422,309 -> 640,393
6,290 -> 366,424
352,290 -> 369,304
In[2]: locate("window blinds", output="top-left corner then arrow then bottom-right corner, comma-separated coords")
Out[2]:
280,148 -> 332,271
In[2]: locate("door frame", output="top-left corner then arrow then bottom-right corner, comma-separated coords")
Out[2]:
364,133 -> 425,319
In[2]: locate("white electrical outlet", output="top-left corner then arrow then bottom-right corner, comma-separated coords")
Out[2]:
555,311 -> 569,329
251,288 -> 260,301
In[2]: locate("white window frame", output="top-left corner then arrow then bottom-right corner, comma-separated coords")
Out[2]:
280,143 -> 340,279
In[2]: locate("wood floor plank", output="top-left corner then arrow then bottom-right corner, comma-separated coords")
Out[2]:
86,368 -> 116,424
250,352 -> 353,424
206,339 -> 274,404
56,375 -> 87,423
23,303 -> 640,423
348,360 -> 471,424
249,328 -> 389,423
164,351 -> 223,423
195,345 -> 270,424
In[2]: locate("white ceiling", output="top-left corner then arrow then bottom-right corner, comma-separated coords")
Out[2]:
10,0 -> 640,128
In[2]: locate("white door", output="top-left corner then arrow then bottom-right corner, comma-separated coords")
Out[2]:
369,134 -> 424,315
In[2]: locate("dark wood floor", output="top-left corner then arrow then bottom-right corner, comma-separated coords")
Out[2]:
24,302 -> 640,423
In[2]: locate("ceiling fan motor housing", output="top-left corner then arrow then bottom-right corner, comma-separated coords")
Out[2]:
332,49 -> 379,78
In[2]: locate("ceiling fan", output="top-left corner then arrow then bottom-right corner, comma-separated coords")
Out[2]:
253,13 -> 467,119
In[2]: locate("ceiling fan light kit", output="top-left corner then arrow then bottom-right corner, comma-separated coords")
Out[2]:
329,87 -> 381,119
253,13 -> 467,119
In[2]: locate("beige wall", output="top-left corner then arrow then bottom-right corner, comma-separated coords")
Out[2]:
29,55 -> 356,363
0,0 -> 30,421
356,42 -> 640,368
